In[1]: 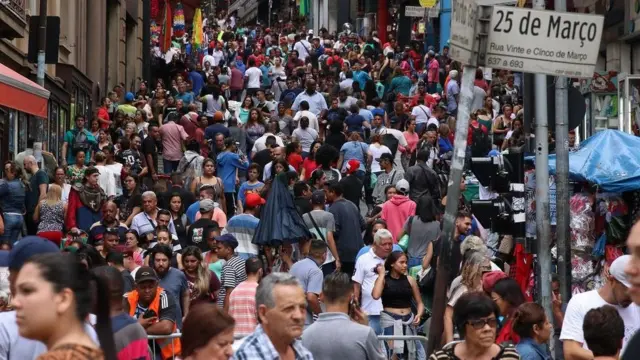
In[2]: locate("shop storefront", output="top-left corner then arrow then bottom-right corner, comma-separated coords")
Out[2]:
0,63 -> 50,164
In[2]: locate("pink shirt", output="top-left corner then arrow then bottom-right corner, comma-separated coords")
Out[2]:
159,121 -> 189,161
229,280 -> 259,336
428,58 -> 439,83
403,131 -> 419,153
195,207 -> 228,227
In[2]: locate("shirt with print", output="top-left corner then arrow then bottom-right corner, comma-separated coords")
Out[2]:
218,255 -> 248,307
186,218 -> 218,252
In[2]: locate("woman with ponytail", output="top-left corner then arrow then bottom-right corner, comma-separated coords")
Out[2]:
11,252 -> 117,360
512,303 -> 553,360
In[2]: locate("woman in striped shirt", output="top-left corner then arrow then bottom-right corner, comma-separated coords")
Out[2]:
430,292 -> 520,360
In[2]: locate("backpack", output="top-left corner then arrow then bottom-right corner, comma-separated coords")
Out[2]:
71,129 -> 91,153
470,124 -> 491,157
380,130 -> 400,158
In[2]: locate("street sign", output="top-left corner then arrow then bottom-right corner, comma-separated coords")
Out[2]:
485,6 -> 604,78
405,5 -> 440,18
449,0 -> 479,66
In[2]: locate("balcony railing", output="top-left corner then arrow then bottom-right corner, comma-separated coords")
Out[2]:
2,0 -> 26,22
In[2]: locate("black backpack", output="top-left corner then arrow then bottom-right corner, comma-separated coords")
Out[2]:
470,125 -> 491,157
72,129 -> 91,153
380,130 -> 400,158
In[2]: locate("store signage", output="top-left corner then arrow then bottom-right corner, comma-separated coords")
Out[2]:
405,5 -> 440,18
476,0 -> 517,5
486,6 -> 604,77
449,0 -> 480,66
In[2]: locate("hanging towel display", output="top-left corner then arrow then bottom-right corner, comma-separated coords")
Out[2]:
173,2 -> 185,38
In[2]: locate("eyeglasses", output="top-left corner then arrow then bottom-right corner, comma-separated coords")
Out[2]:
467,317 -> 498,329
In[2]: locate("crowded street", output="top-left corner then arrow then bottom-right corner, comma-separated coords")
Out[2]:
1,0 -> 640,359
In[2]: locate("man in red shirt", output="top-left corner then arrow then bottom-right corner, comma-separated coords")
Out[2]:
97,97 -> 112,130
248,47 -> 265,67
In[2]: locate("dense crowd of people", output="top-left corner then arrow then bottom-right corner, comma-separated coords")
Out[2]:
0,7 -> 633,360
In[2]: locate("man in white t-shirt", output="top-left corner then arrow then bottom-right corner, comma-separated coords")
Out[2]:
293,35 -> 312,62
244,59 -> 263,97
411,101 -> 431,126
352,229 -> 393,335
561,255 -> 640,359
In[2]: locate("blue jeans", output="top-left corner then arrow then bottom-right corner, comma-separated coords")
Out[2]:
162,159 -> 180,174
382,312 -> 426,360
369,314 -> 382,335
1,213 -> 23,244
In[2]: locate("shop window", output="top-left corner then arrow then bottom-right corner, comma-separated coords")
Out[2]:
28,114 -> 47,150
49,103 -> 59,159
17,112 -> 28,153
8,110 -> 16,159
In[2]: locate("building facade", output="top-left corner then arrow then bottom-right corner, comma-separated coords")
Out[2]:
0,0 -> 145,164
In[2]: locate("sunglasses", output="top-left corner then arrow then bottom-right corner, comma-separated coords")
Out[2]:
467,317 -> 498,330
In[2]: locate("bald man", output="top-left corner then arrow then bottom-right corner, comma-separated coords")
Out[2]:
23,155 -> 49,235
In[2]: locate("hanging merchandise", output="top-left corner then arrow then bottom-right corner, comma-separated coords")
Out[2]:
173,2 -> 185,38
192,8 -> 203,51
569,193 -> 595,252
151,20 -> 160,47
162,0 -> 173,51
299,0 -> 309,16
151,0 -> 160,18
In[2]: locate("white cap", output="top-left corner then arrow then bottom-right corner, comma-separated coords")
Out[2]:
610,255 -> 631,288
396,179 -> 410,194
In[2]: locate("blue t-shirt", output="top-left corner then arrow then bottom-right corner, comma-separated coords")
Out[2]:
176,92 -> 195,105
186,201 -> 200,223
345,114 -> 366,134
339,141 -> 368,172
189,71 -> 204,96
356,244 -> 404,261
216,151 -> 249,193
447,79 -> 460,112
238,181 -> 265,205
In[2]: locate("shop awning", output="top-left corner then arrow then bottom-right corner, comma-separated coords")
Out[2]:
0,63 -> 49,118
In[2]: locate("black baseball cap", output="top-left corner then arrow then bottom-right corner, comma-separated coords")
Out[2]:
375,153 -> 394,163
135,266 -> 159,283
0,236 -> 59,270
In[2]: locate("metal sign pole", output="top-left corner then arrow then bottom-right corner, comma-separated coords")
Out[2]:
427,0 -> 490,354
531,0 -> 553,351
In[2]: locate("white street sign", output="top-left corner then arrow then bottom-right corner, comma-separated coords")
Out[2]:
405,5 -> 440,18
450,0 -> 479,66
486,6 -> 604,78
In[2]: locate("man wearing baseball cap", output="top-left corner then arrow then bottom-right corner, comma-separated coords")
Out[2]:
215,234 -> 247,312
222,193 -> 264,261
561,255 -> 640,359
372,152 -> 405,205
123,266 -> 181,358
186,199 -> 221,253
0,236 -> 98,360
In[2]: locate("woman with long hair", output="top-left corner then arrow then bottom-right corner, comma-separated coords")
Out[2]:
124,229 -> 145,266
490,277 -> 526,344
181,246 -> 221,307
33,184 -> 67,246
52,166 -> 72,203
313,144 -> 341,183
12,252 -> 116,359
285,141 -> 304,173
169,194 -> 190,247
238,96 -> 253,125
0,161 -> 27,244
190,158 -> 226,212
398,195 -> 440,268
493,104 -> 513,148
146,226 -> 182,269
94,129 -> 111,154
115,174 -> 142,227
90,119 -> 101,139
181,304 -> 235,360
402,119 -> 419,169
512,303 -> 553,360
246,109 -> 267,151
300,140 -> 322,181
372,251 -> 425,359
444,252 -> 492,344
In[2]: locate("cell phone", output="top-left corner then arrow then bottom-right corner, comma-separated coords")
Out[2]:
143,309 -> 157,319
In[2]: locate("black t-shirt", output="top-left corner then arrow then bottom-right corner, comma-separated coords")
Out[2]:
623,330 -> 640,360
253,149 -> 272,178
340,174 -> 363,210
142,136 -> 158,175
294,197 -> 312,215
186,218 -> 218,252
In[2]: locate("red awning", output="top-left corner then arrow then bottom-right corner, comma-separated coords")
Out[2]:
0,63 -> 49,118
